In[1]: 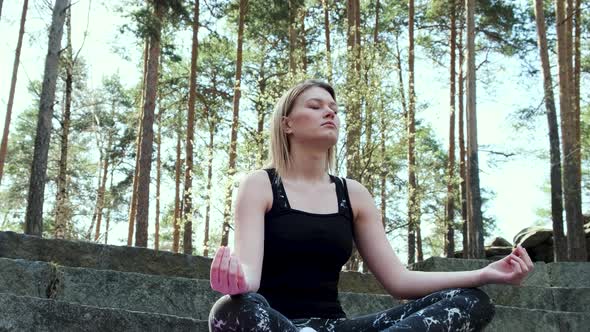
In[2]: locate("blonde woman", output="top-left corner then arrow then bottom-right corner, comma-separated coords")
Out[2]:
208,80 -> 532,331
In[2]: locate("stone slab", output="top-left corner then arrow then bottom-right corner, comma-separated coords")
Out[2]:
547,261 -> 590,287
0,257 -> 402,319
485,305 -> 590,332
0,231 -> 211,279
0,292 -> 207,332
3,256 -> 590,318
2,292 -> 589,332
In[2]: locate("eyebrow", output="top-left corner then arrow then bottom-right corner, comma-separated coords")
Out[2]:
305,98 -> 338,108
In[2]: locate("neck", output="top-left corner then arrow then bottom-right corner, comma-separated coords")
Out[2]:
283,142 -> 330,184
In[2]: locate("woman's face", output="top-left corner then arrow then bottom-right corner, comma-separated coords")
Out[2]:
283,86 -> 340,147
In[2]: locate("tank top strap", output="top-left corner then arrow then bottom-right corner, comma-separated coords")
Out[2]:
331,175 -> 353,220
264,168 -> 291,212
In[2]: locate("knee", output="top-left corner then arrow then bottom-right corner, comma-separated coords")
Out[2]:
209,292 -> 269,317
209,293 -> 269,328
455,288 -> 495,319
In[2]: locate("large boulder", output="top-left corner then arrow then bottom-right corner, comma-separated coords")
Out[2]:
514,227 -> 553,248
490,237 -> 512,247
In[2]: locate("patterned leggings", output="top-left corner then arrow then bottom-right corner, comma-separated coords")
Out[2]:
208,287 -> 495,331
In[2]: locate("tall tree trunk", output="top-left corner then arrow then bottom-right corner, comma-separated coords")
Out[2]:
173,126 -> 182,253
322,0 -> 332,82
135,0 -> 164,247
94,134 -> 111,242
183,0 -> 199,254
0,0 -> 28,185
24,0 -> 68,236
87,156 -> 102,239
395,35 -> 408,117
555,0 -> 586,261
127,40 -> 149,245
457,9 -> 468,258
380,109 -> 387,230
105,166 -> 114,244
54,5 -> 72,239
533,0 -> 566,261
288,0 -> 297,73
203,112 -> 215,257
299,5 -> 307,72
221,0 -> 248,246
345,0 -> 362,271
573,0 -> 581,205
407,0 -> 418,265
465,0 -> 484,258
256,52 -> 267,168
445,0 -> 457,257
155,108 -> 162,251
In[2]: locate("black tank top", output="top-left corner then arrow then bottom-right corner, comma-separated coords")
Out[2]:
257,169 -> 354,319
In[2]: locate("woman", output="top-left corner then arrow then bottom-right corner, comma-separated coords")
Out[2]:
208,80 -> 533,331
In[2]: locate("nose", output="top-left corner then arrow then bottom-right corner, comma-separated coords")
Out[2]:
323,108 -> 336,119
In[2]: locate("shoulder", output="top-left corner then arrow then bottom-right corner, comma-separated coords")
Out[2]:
341,178 -> 371,200
236,170 -> 273,211
240,169 -> 271,186
341,178 -> 374,219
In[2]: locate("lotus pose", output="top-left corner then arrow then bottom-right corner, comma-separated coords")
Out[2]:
208,80 -> 533,331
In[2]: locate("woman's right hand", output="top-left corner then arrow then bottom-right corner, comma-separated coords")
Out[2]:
210,246 -> 250,295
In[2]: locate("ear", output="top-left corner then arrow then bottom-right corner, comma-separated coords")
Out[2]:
282,116 -> 293,134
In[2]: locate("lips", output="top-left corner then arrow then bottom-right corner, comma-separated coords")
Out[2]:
322,121 -> 336,128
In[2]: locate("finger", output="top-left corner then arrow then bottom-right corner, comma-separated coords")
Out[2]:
510,256 -> 523,275
210,247 -> 224,289
219,247 -> 231,291
511,253 -> 528,274
228,255 -> 239,294
516,245 -> 534,270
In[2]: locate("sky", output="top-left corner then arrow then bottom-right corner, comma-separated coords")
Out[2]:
0,0 -> 564,254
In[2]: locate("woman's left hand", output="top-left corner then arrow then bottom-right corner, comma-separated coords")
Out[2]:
479,245 -> 535,286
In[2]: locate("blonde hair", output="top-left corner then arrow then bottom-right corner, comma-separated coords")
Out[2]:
267,79 -> 337,178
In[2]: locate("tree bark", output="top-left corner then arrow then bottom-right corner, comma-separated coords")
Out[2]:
322,0 -> 333,82
204,111 -> 214,257
105,166 -> 114,244
255,51 -> 267,168
24,0 -> 69,236
0,0 -> 28,185
395,35 -> 408,117
127,40 -> 149,245
456,4 -> 467,258
299,5 -> 307,72
288,0 -> 297,73
407,0 -> 418,265
183,0 -> 199,255
465,0 -> 484,258
93,133 -> 111,242
445,0 -> 457,257
135,0 -> 164,247
533,0 -> 566,261
155,108 -> 162,251
573,0 -> 581,201
173,127 -> 182,253
221,0 -> 248,246
345,0 -> 362,271
54,5 -> 72,239
555,0 -> 586,261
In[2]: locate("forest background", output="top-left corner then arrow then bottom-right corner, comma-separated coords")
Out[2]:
0,0 -> 588,266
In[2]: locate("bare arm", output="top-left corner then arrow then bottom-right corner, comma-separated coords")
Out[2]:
232,170 -> 271,292
210,170 -> 270,294
347,180 -> 532,300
